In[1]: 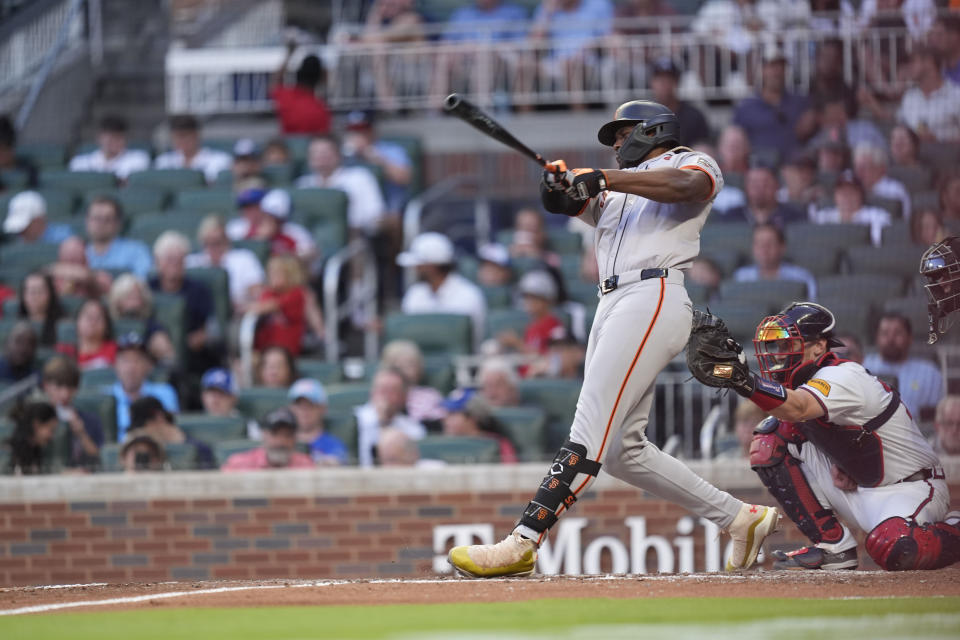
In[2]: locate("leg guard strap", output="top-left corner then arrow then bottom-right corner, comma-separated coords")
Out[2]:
754,452 -> 843,545
518,440 -> 601,534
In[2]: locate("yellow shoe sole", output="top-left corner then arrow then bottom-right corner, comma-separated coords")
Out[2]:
448,545 -> 537,578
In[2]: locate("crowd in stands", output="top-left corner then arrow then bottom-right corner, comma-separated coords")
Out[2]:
3,4 -> 960,474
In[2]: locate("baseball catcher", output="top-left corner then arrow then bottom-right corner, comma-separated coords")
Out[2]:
920,235 -> 960,344
689,301 -> 960,570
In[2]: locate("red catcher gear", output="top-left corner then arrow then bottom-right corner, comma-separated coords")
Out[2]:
753,302 -> 844,384
866,516 -> 960,570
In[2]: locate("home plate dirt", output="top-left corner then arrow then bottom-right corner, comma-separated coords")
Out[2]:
2,569 -> 960,615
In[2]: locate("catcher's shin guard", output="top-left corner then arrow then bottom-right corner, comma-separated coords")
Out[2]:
518,440 -> 601,535
749,421 -> 844,545
866,516 -> 960,571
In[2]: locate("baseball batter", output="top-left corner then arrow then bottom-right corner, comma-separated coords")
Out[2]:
744,302 -> 960,570
448,100 -> 780,578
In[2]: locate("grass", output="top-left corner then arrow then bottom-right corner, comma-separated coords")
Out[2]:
2,597 -> 959,640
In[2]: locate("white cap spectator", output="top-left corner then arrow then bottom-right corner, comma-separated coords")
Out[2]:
477,243 -> 511,267
397,232 -> 455,267
4,191 -> 46,234
518,270 -> 558,303
288,378 -> 327,405
261,189 -> 291,219
233,138 -> 260,158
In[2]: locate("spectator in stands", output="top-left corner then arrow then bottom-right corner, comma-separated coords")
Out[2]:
376,427 -> 424,467
0,321 -> 37,383
733,223 -> 817,299
120,433 -> 166,472
222,407 -> 315,471
56,299 -> 116,371
714,399 -> 766,459
687,256 -> 723,298
107,274 -> 176,367
287,378 -> 347,465
258,189 -> 316,260
834,333 -> 864,364
18,272 -> 62,347
911,208 -> 947,246
527,335 -> 586,379
711,125 -> 749,213
154,114 -> 232,183
509,207 -> 560,268
896,46 -> 960,143
110,332 -> 179,441
3,191 -> 70,245
777,151 -> 820,212
477,358 -> 520,408
270,41 -> 331,135
732,47 -> 816,162
932,395 -> 960,455
809,92 -> 886,153
380,339 -> 446,425
810,170 -> 891,246
0,115 -> 37,189
863,312 -> 943,420
251,255 -> 308,357
226,187 -> 266,242
648,57 -> 711,147
852,144 -> 911,220
939,173 -> 960,222
476,243 -> 514,287
716,165 -> 805,226
256,345 -> 297,388
3,400 -> 57,475
931,14 -> 960,85
186,215 -> 265,312
199,367 -> 258,439
398,232 -> 487,349
857,0 -> 935,41
126,396 -> 214,469
68,115 -> 149,181
295,136 -> 386,235
84,196 -> 152,279
889,124 -> 922,170
612,0 -> 675,35
808,39 -> 853,107
149,232 -> 217,374
355,367 -> 426,467
262,138 -> 292,166
342,110 -> 413,216
815,139 -> 851,175
49,236 -> 110,299
230,139 -> 263,187
39,356 -> 102,470
361,0 -> 425,111
496,270 -> 567,357
442,388 -> 517,463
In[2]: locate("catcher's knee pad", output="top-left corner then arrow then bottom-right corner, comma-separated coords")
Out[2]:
518,440 -> 601,534
749,418 -> 806,469
866,517 -> 960,571
752,446 -> 843,545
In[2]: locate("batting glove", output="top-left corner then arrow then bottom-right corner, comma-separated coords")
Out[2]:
566,169 -> 608,200
542,159 -> 573,191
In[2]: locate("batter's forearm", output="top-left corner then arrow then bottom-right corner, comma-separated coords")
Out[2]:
604,168 -> 711,203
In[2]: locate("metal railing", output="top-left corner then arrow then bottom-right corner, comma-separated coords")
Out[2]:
322,238 -> 379,365
166,19 -> 915,115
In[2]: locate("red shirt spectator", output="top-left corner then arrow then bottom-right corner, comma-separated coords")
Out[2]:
271,86 -> 332,135
58,341 -> 118,371
221,445 -> 315,470
524,314 -> 565,354
253,256 -> 306,356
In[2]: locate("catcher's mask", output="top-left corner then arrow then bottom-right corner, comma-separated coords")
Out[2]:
920,236 -> 960,344
597,100 -> 680,169
753,302 -> 844,384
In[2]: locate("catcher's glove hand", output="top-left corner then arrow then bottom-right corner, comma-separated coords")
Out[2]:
686,309 -> 754,396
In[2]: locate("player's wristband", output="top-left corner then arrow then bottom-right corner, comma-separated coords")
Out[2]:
737,374 -> 787,412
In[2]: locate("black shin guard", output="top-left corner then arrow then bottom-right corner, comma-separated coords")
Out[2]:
518,440 -> 601,534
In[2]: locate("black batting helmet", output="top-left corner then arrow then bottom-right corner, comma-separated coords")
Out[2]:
920,235 -> 960,343
597,100 -> 680,168
753,302 -> 845,383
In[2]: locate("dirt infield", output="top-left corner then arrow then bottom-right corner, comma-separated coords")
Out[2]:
2,568 -> 959,615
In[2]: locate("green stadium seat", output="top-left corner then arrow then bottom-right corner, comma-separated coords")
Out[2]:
485,308 -> 529,340
516,378 -> 581,451
185,266 -> 230,336
480,284 -> 513,309
236,387 -> 289,422
296,359 -> 344,385
685,282 -> 711,305
0,169 -> 30,189
866,195 -> 902,220
547,229 -> 583,255
127,168 -> 205,191
100,443 -> 122,472
18,142 -> 67,168
177,413 -> 247,443
846,244 -> 924,279
699,249 -> 744,279
263,163 -> 296,187
817,296 -> 875,344
0,419 -> 14,442
325,383 -> 371,413
201,139 -> 237,154
881,221 -> 912,247
719,280 -> 809,309
290,188 -> 349,229
786,223 -> 872,254
818,274 -> 905,306
421,354 -> 455,394
417,435 -> 500,464
918,141 -> 960,167
883,296 -> 932,343
54,318 -> 76,346
73,390 -> 118,442
174,189 -> 235,215
233,239 -> 270,265
152,293 -> 186,360
0,242 -> 60,272
785,245 -> 841,278
284,136 -> 312,165
128,212 -> 202,247
703,299 -> 770,344
323,410 -> 358,457
165,441 -> 205,470
559,254 -> 582,283
384,312 -> 473,356
35,188 -> 77,218
459,256 -> 479,282
887,165 -> 933,193
60,295 -> 86,317
80,367 -> 117,388
381,135 -> 423,194
700,223 -> 752,256
510,255 -> 545,277
83,188 -> 168,217
565,280 -> 599,306
213,439 -> 260,466
491,406 -> 548,461
313,216 -> 348,259
40,170 -> 116,194
1,299 -> 18,318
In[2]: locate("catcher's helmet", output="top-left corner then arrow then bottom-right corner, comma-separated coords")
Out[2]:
597,100 -> 680,168
753,302 -> 845,383
920,236 -> 960,343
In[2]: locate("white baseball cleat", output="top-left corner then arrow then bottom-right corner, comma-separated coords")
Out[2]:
726,503 -> 781,571
448,531 -> 538,578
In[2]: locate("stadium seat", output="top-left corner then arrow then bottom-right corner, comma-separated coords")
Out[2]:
847,244 -> 925,280
325,383 -> 372,413
214,439 -> 259,465
73,390 -> 118,442
152,293 -> 186,360
17,141 -> 66,168
918,141 -> 960,167
0,242 -> 60,272
233,239 -> 270,265
54,318 -> 76,346
0,169 -> 30,189
289,188 -> 349,229
786,223 -> 872,255
80,367 -> 117,389
313,216 -> 348,259
702,299 -> 770,344
284,136 -> 312,165
516,378 -> 581,451
83,188 -> 167,217
510,255 -> 546,277
480,284 -> 513,309
128,212 -> 202,247
817,296 -> 875,344
887,165 -> 932,193
296,359 -> 344,385
185,266 -> 230,336
883,296 -> 933,344
40,170 -> 116,194
164,442 -> 203,470
485,308 -> 529,340
491,405 -> 548,461
685,282 -> 711,305
323,410 -> 358,457
177,413 -> 247,443
700,249 -> 743,279
866,194 -> 902,220
417,435 -> 500,464
262,163 -> 296,187
565,280 -> 600,307
381,135 -> 424,194
126,168 -> 205,191
881,221 -> 912,246
100,443 -> 122,472
1,299 -> 18,318
32,188 -> 76,218
236,387 -> 289,422
700,223 -> 752,257
173,188 -> 235,214
384,312 -> 473,356
818,274 -> 906,306
0,419 -> 14,442
914,190 -> 940,212
421,353 -> 455,394
719,280 -> 808,309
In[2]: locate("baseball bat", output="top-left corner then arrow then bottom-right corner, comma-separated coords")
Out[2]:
443,94 -> 552,169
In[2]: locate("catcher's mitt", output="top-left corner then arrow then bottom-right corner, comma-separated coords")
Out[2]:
686,309 -> 752,394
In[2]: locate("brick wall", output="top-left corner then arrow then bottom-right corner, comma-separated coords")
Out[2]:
1,464 -> 958,586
